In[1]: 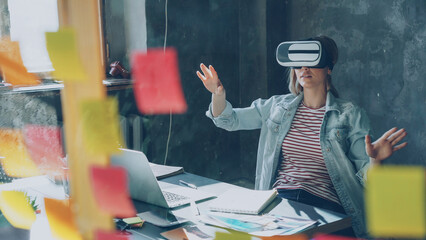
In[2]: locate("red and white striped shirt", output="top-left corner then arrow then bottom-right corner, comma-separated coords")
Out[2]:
273,102 -> 340,205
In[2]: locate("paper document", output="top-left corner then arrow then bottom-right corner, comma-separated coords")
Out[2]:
208,188 -> 277,214
202,212 -> 317,237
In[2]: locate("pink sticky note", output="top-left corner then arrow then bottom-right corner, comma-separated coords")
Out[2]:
95,229 -> 130,240
23,125 -> 66,178
90,166 -> 136,218
131,48 -> 187,114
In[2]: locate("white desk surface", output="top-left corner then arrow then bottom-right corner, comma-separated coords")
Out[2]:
0,173 -> 351,240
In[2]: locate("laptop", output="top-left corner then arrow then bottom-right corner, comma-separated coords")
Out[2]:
110,149 -> 215,208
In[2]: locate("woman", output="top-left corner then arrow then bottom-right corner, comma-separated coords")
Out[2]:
196,36 -> 407,238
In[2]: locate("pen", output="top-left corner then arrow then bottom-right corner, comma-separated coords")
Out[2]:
179,180 -> 197,189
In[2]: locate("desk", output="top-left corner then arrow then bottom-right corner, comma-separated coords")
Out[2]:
0,173 -> 351,240
129,172 -> 351,239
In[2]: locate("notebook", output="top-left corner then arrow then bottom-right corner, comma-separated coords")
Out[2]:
149,162 -> 184,180
110,149 -> 215,208
208,188 -> 278,214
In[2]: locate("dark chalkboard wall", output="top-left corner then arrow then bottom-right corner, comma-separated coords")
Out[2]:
105,0 -> 425,187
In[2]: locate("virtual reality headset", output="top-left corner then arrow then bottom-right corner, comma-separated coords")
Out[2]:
276,40 -> 333,69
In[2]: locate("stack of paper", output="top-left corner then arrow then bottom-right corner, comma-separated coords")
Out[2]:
208,188 -> 277,214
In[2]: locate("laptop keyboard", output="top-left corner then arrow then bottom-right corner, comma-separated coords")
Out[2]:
162,191 -> 189,203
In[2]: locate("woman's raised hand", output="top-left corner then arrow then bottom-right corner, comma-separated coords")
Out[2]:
197,63 -> 225,96
365,127 -> 408,164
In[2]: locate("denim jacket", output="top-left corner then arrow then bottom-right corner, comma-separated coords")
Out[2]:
206,92 -> 371,238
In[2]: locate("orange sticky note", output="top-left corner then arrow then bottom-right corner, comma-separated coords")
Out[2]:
0,128 -> 41,178
0,36 -> 24,65
95,229 -> 130,240
0,40 -> 40,86
131,48 -> 187,114
0,191 -> 36,229
366,166 -> 426,238
44,198 -> 82,240
90,166 -> 136,218
313,234 -> 359,240
23,125 -> 66,178
80,97 -> 124,154
45,28 -> 88,82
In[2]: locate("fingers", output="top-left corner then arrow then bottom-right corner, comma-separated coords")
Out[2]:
200,63 -> 213,79
196,71 -> 206,81
388,128 -> 407,145
365,135 -> 373,156
365,134 -> 372,145
381,127 -> 398,140
393,142 -> 408,151
209,65 -> 218,79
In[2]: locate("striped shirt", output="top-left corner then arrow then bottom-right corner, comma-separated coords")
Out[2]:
273,102 -> 340,205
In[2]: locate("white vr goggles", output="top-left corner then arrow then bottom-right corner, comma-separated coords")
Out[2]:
276,40 -> 333,69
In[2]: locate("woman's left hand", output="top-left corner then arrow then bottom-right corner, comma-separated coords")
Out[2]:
365,127 -> 408,163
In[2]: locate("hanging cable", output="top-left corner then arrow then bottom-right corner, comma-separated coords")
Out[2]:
163,0 -> 172,165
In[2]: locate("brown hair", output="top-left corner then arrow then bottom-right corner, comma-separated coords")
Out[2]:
288,35 -> 339,97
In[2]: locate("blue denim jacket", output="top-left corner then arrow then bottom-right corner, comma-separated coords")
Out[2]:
206,92 -> 371,238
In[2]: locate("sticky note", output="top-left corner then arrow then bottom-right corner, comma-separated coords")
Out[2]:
95,229 -> 130,240
23,125 -> 66,178
0,37 -> 24,65
260,235 -> 308,240
0,191 -> 36,229
0,50 -> 40,86
214,230 -> 251,240
313,234 -> 357,240
45,28 -> 88,82
90,166 -> 136,218
0,128 -> 41,178
366,166 -> 426,238
80,97 -> 125,154
44,198 -> 82,240
131,48 -> 187,114
122,216 -> 143,225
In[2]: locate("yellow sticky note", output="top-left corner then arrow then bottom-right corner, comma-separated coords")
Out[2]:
122,216 -> 143,225
44,198 -> 82,240
0,191 -> 36,229
260,235 -> 307,240
214,230 -> 251,240
45,28 -> 88,82
366,166 -> 426,238
80,97 -> 125,154
0,128 -> 41,178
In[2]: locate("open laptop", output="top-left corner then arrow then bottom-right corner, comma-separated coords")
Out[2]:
111,149 -> 215,208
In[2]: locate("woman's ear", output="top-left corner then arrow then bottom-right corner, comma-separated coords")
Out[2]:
327,68 -> 332,75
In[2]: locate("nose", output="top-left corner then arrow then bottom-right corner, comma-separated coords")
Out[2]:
301,66 -> 310,70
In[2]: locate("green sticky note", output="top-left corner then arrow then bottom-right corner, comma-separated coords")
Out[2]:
214,230 -> 251,240
366,166 -> 426,238
45,28 -> 88,82
80,97 -> 125,154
